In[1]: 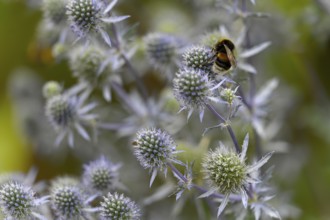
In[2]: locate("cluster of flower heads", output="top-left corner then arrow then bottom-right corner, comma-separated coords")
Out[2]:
0,157 -> 141,220
4,0 -> 293,219
132,128 -> 277,218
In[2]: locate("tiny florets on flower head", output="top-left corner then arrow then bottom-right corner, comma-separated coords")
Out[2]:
46,94 -> 77,129
69,46 -> 107,84
203,148 -> 247,194
66,0 -> 130,46
67,0 -> 103,38
182,45 -> 213,72
0,182 -> 46,220
173,68 -> 216,120
133,128 -> 180,186
43,81 -> 63,99
99,192 -> 140,220
201,135 -> 275,217
133,128 -> 176,171
45,91 -> 97,147
50,178 -> 85,219
0,182 -> 34,219
144,33 -> 180,75
82,156 -> 122,194
220,87 -> 240,106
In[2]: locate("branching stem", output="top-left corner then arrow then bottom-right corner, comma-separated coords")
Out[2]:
205,103 -> 241,153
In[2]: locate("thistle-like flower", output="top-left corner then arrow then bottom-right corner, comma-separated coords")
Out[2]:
82,156 -> 123,194
51,185 -> 82,219
66,0 -> 130,46
70,46 -> 107,83
144,33 -> 181,77
173,68 -> 223,121
202,134 -> 274,217
220,87 -> 239,106
45,89 -> 98,147
182,45 -> 213,72
42,81 -> 63,99
133,128 -> 182,186
69,45 -> 122,101
42,0 -> 67,25
99,192 -> 140,220
0,182 -> 48,220
50,177 -> 94,220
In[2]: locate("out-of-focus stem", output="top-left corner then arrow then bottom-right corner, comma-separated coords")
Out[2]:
110,81 -> 139,114
111,23 -> 148,100
205,103 -> 241,153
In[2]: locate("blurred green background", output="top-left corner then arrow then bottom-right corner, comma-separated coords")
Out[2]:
0,0 -> 330,219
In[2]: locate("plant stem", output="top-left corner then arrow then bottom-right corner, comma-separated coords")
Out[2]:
110,81 -> 139,115
111,23 -> 148,100
205,103 -> 241,153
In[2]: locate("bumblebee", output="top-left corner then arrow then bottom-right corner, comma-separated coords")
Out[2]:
211,39 -> 237,74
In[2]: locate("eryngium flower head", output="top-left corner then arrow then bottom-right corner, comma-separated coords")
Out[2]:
45,93 -> 97,147
133,128 -> 180,186
144,33 -> 180,74
221,88 -> 235,105
99,192 -> 140,220
173,68 -> 215,120
0,182 -> 34,219
42,0 -> 67,25
51,184 -> 84,219
46,95 -> 76,128
67,0 -> 103,38
66,0 -> 129,45
69,46 -> 106,84
43,81 -> 62,99
204,149 -> 246,194
83,157 -> 121,194
202,135 -> 274,217
182,46 -> 213,72
0,182 -> 47,220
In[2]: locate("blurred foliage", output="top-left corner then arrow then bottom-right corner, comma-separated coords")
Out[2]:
0,0 -> 330,219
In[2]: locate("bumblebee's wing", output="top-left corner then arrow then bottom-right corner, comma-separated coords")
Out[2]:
224,44 -> 237,68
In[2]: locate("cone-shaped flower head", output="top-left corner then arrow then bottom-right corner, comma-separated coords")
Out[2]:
67,0 -> 104,38
144,33 -> 180,74
182,45 -> 213,72
50,178 -> 84,219
0,182 -> 47,220
202,135 -> 274,217
66,0 -> 129,46
221,87 -> 238,106
204,149 -> 246,194
46,94 -> 77,129
99,192 -> 140,220
44,90 -> 98,147
133,128 -> 176,171
43,81 -> 62,99
173,68 -> 216,120
133,128 -> 181,186
69,46 -> 106,84
82,157 -> 121,194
